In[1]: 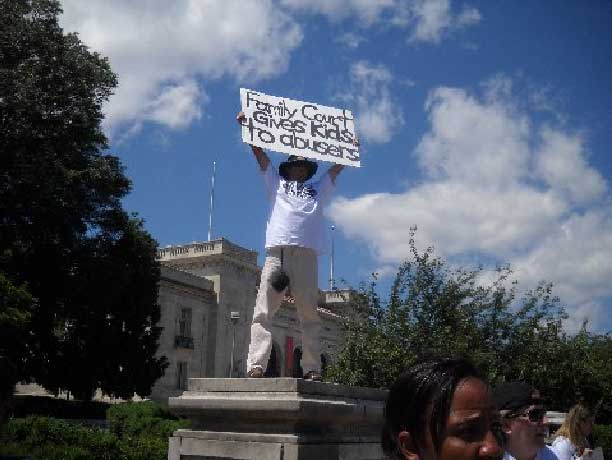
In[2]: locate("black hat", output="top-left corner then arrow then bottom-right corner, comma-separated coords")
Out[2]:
492,382 -> 543,412
279,156 -> 318,181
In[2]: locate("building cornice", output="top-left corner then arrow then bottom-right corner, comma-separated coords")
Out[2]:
158,239 -> 260,274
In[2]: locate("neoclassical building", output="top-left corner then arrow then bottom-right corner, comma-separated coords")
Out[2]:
151,238 -> 352,401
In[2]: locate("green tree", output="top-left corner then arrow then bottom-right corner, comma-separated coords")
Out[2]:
582,332 -> 612,422
327,231 -> 610,418
0,273 -> 33,423
0,0 -> 166,400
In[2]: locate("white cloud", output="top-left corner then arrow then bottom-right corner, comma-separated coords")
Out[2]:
330,78 -> 612,330
281,0 -> 481,44
145,80 -> 205,130
563,302 -> 606,334
60,0 -> 302,135
280,0 -> 396,24
402,0 -> 482,44
332,182 -> 567,262
418,86 -> 530,187
535,127 -> 607,205
528,85 -> 568,124
407,0 -> 452,43
512,210 -> 612,306
456,5 -> 481,27
335,32 -> 367,49
338,61 -> 404,143
58,0 -> 479,136
373,265 -> 399,279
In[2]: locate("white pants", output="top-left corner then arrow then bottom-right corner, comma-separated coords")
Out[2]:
247,246 -> 322,375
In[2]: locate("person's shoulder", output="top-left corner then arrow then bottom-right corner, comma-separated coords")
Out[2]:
552,436 -> 572,448
538,445 -> 560,460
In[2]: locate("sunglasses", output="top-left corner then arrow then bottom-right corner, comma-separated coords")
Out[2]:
512,407 -> 546,423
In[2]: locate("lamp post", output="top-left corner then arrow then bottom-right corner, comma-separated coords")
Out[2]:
229,311 -> 240,377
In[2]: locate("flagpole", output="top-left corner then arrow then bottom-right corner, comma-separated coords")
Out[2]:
207,160 -> 216,242
330,225 -> 335,290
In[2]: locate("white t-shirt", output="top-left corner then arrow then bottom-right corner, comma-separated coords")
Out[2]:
262,165 -> 334,255
551,437 -> 578,460
503,446 -> 559,460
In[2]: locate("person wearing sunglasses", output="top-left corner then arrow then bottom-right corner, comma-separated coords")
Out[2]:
492,382 -> 559,460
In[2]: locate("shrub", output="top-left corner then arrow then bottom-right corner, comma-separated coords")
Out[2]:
0,442 -> 30,458
3,416 -> 121,460
0,403 -> 189,460
11,395 -> 110,419
594,424 -> 612,460
107,401 -> 190,460
107,401 -> 188,440
0,442 -> 90,460
120,435 -> 169,460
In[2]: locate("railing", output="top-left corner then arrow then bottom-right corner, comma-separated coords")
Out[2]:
174,335 -> 194,349
157,239 -> 257,264
324,289 -> 351,303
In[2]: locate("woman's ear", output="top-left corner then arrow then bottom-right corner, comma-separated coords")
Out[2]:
398,430 -> 419,460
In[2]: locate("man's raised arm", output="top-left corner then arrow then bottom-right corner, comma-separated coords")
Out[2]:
327,136 -> 359,184
237,111 -> 270,171
327,164 -> 344,184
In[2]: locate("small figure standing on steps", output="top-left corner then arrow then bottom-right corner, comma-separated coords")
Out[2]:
237,111 -> 356,381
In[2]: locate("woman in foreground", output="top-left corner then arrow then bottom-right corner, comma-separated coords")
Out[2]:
382,356 -> 502,460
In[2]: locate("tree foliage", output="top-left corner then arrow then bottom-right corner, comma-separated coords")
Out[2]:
327,231 -> 612,422
0,274 -> 33,408
1,0 -> 166,400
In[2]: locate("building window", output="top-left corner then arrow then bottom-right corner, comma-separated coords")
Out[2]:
177,361 -> 188,390
178,307 -> 192,338
174,307 -> 194,349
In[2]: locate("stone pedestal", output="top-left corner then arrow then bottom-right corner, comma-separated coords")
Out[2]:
168,378 -> 387,460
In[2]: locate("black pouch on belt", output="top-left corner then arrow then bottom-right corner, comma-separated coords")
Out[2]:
269,248 -> 290,292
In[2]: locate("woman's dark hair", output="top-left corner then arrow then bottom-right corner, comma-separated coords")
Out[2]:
382,356 -> 486,459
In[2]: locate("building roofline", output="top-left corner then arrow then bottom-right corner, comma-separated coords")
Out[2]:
160,265 -> 215,292
157,238 -> 259,272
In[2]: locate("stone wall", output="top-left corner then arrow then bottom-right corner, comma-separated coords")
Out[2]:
150,266 -> 217,401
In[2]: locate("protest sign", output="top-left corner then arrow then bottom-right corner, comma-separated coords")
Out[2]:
240,88 -> 360,167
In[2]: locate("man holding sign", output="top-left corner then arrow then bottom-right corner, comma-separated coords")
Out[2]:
237,89 -> 359,381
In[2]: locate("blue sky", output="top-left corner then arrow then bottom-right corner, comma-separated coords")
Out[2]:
59,1 -> 612,333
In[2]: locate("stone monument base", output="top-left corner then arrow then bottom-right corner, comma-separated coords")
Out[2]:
168,378 -> 387,460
